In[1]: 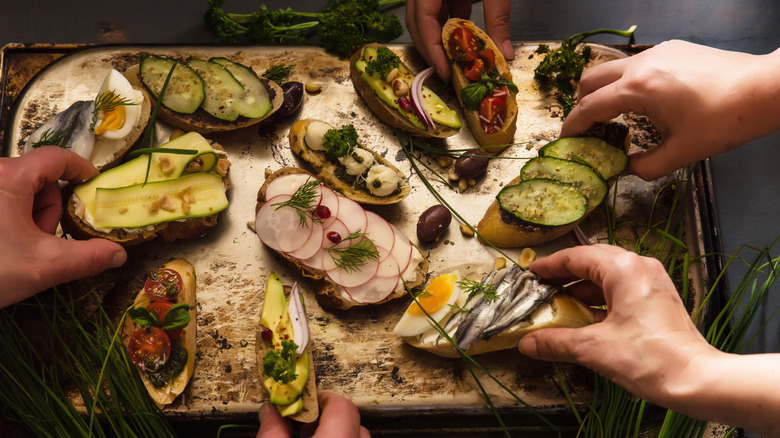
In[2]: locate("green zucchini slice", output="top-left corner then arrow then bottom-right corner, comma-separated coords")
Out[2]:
210,57 -> 273,119
539,137 -> 628,180
93,172 -> 229,229
521,156 -> 608,209
140,55 -> 204,115
187,59 -> 244,121
497,179 -> 587,227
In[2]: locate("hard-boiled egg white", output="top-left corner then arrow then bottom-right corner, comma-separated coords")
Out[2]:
393,272 -> 462,337
92,69 -> 143,140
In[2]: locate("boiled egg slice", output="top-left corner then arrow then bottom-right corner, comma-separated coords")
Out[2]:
92,69 -> 143,140
393,272 -> 462,337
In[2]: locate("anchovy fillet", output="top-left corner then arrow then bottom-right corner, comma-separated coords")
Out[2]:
23,100 -> 95,160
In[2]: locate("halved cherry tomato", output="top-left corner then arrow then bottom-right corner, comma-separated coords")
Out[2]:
478,97 -> 507,135
144,268 -> 183,301
128,327 -> 171,372
448,27 -> 479,62
147,301 -> 182,341
464,58 -> 486,81
492,84 -> 509,101
478,48 -> 496,70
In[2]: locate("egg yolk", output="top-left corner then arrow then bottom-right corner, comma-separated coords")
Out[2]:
93,92 -> 126,135
408,274 -> 455,316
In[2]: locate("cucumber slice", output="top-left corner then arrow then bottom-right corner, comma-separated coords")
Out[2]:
497,179 -> 587,227
539,137 -> 628,180
140,55 -> 204,114
187,59 -> 244,121
210,58 -> 273,119
521,156 -> 608,209
93,172 -> 228,229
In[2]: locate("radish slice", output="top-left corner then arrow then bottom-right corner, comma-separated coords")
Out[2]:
255,194 -> 314,253
343,248 -> 400,303
287,221 -> 325,260
410,66 -> 435,130
324,239 -> 380,288
390,225 -> 414,274
300,218 -> 351,271
316,184 -> 341,228
264,173 -> 315,199
364,211 -> 395,253
337,196 -> 368,234
287,283 -> 309,356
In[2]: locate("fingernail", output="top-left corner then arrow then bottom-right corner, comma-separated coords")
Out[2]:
502,40 -> 515,60
110,250 -> 127,268
519,336 -> 537,356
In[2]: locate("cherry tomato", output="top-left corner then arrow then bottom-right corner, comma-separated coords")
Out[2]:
146,301 -> 182,341
144,268 -> 183,301
464,58 -> 486,82
478,97 -> 507,135
128,327 -> 171,373
448,27 -> 479,62
492,84 -> 509,101
478,48 -> 496,70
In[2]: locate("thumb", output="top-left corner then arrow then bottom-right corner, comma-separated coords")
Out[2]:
518,327 -> 589,363
627,135 -> 693,181
39,237 -> 126,288
257,403 -> 291,437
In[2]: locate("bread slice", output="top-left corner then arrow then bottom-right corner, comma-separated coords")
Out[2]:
255,167 -> 428,310
288,119 -> 410,205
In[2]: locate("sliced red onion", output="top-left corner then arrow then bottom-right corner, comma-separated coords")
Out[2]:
573,225 -> 591,246
287,283 -> 309,356
410,66 -> 435,130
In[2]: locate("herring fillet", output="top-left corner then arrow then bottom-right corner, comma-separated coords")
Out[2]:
23,100 -> 96,160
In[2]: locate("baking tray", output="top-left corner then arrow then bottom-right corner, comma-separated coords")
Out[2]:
0,43 -> 726,436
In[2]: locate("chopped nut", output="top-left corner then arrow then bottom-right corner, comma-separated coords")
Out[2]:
438,155 -> 453,167
215,158 -> 230,177
448,167 -> 460,181
177,186 -> 195,204
247,221 -> 257,233
118,206 -> 128,214
392,78 -> 409,96
459,224 -> 475,237
157,193 -> 176,212
305,81 -> 322,93
458,179 -> 468,192
518,247 -> 537,269
158,155 -> 175,175
494,257 -> 507,270
181,200 -> 191,215
468,178 -> 476,186
170,129 -> 186,141
265,168 -> 272,178
148,201 -> 159,213
186,159 -> 203,173
385,67 -> 399,83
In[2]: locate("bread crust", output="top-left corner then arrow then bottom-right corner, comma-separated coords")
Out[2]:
122,259 -> 197,406
404,294 -> 593,358
288,119 -> 410,205
349,43 -> 459,138
256,167 -> 428,310
442,18 -> 518,153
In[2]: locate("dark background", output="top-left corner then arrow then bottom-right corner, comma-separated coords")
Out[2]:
2,1 -> 779,436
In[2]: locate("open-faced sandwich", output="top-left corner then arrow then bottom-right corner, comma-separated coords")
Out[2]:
123,259 -> 197,406
477,125 -> 629,247
254,168 -> 428,310
128,54 -> 284,134
442,19 -> 518,153
350,43 -> 461,138
257,273 -> 318,422
61,131 -> 231,246
289,119 -> 410,205
22,67 -> 151,171
394,265 -> 593,358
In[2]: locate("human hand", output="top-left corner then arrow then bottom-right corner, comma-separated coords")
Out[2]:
519,244 -> 718,409
257,391 -> 370,438
405,0 -> 513,82
0,146 -> 126,307
561,40 -> 780,180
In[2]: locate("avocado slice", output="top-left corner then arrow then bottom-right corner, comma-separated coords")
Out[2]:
356,46 -> 461,129
263,350 -> 310,406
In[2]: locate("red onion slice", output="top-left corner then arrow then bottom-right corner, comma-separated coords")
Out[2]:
287,283 -> 309,356
410,66 -> 435,130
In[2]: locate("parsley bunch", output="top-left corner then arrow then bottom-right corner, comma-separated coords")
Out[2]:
322,124 -> 359,159
263,340 -> 299,383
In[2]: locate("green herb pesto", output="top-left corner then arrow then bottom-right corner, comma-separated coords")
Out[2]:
146,342 -> 188,388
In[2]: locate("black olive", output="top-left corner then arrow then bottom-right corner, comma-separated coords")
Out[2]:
277,81 -> 304,117
454,149 -> 490,179
416,205 -> 452,243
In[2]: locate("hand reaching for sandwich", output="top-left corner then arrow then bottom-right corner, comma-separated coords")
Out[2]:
0,146 -> 126,307
561,40 -> 780,181
520,244 -> 780,437
257,391 -> 370,438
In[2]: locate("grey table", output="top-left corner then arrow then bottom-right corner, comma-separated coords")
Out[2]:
2,0 -> 779,436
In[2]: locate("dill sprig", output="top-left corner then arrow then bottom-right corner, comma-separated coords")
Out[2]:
457,278 -> 498,303
326,230 -> 379,273
90,90 -> 138,132
271,179 -> 322,227
30,127 -> 67,149
262,63 -> 295,85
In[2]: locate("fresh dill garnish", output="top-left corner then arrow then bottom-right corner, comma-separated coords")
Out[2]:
448,302 -> 470,314
262,64 -> 295,85
322,124 -> 358,159
534,25 -> 636,117
90,90 -> 138,132
326,229 -> 379,273
263,340 -> 299,384
271,180 -> 322,228
31,128 -> 67,149
457,278 -> 498,303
